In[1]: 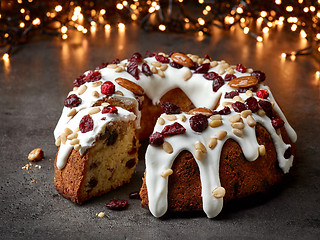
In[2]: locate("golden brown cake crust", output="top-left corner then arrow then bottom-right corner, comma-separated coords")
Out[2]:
140,123 -> 295,213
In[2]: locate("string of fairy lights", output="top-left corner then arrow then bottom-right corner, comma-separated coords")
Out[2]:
0,0 -> 320,64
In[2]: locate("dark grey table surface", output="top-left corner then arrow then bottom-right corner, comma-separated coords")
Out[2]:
0,23 -> 319,239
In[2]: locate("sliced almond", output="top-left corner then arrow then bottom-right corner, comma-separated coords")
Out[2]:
171,52 -> 194,67
228,76 -> 258,88
188,107 -> 213,117
208,138 -> 218,149
115,77 -> 145,96
212,187 -> 226,198
183,69 -> 192,81
162,141 -> 173,154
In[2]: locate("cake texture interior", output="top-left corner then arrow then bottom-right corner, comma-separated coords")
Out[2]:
54,52 -> 297,218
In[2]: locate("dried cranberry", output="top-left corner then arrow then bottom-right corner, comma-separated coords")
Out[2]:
204,54 -> 212,61
251,70 -> 266,83
155,54 -> 170,63
127,61 -> 140,80
212,76 -> 225,92
149,132 -> 164,146
129,191 -> 141,199
142,63 -> 153,76
212,106 -> 231,115
194,63 -> 210,74
232,101 -> 247,112
258,100 -> 273,112
256,89 -> 269,99
236,64 -> 247,73
225,90 -> 239,99
101,81 -> 115,96
79,114 -> 94,133
238,85 -> 258,93
284,147 -> 292,159
110,58 -> 120,64
83,71 -> 102,82
101,117 -> 106,120
189,114 -> 208,132
96,62 -> 109,70
203,71 -> 219,80
189,62 -> 199,70
224,74 -> 236,81
272,118 -> 285,129
161,122 -> 186,136
129,52 -> 143,63
245,97 -> 259,112
169,51 -> 177,57
160,102 -> 181,114
64,94 -> 81,108
169,61 -> 183,69
145,50 -> 156,57
73,74 -> 86,87
106,199 -> 128,210
102,105 -> 118,114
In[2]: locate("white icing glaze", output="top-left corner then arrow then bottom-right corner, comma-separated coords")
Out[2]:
56,106 -> 136,169
54,53 -> 297,218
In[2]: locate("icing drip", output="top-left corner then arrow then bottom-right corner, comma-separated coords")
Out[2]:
56,106 -> 136,169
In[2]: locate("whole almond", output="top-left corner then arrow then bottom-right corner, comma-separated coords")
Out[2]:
228,76 -> 258,88
115,77 -> 144,96
171,52 -> 194,67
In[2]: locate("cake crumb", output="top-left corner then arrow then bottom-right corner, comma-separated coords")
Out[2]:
28,148 -> 44,162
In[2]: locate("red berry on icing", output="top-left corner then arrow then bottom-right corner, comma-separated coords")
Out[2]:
238,86 -> 258,93
225,90 -> 239,99
145,50 -> 156,57
232,101 -> 246,112
79,114 -> 94,133
251,70 -> 266,83
160,102 -> 181,114
155,54 -> 170,63
272,118 -> 285,129
212,106 -> 231,115
245,97 -> 259,112
203,71 -> 219,80
256,89 -> 269,99
83,71 -> 102,82
73,74 -> 86,87
127,61 -> 140,80
258,100 -> 273,112
106,199 -> 128,210
149,132 -> 164,146
189,114 -> 208,132
212,76 -> 224,92
169,61 -> 183,69
96,62 -> 108,70
102,105 -> 118,114
236,64 -> 247,73
64,94 -> 81,108
204,54 -> 212,61
161,122 -> 186,136
129,52 -> 143,63
142,63 -> 153,76
224,74 -> 236,81
194,63 -> 210,74
110,58 -> 120,64
101,81 -> 115,96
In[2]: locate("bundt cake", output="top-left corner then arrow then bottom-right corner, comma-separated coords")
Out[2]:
54,51 -> 297,218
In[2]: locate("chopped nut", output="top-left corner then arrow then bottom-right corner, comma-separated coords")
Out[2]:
245,90 -> 253,97
160,64 -> 168,71
74,127 -> 80,132
67,109 -> 77,117
67,133 -> 78,140
92,81 -> 102,87
157,69 -> 165,78
216,130 -> 227,140
28,148 -> 44,162
101,102 -> 110,107
212,187 -> 226,198
247,68 -> 253,73
208,138 -> 218,149
115,90 -> 124,96
70,139 -> 80,145
233,96 -> 243,102
210,61 -> 218,68
194,149 -> 204,160
246,115 -> 256,127
115,66 -> 124,72
162,141 -> 173,154
259,145 -> 266,156
183,69 -> 192,81
195,142 -> 207,153
163,115 -> 177,121
98,212 -> 105,218
61,133 -> 67,144
151,61 -> 161,67
64,128 -> 73,136
257,109 -> 266,117
226,68 -> 234,75
73,87 -> 78,92
209,120 -> 222,128
158,117 -> 165,125
180,115 -> 187,122
151,67 -> 158,74
89,107 -> 101,115
231,122 -> 245,129
161,169 -> 173,178
55,136 -> 61,147
203,59 -> 210,64
74,144 -> 81,151
229,114 -> 241,123
92,91 -> 100,98
210,114 -> 222,120
107,64 -> 117,69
